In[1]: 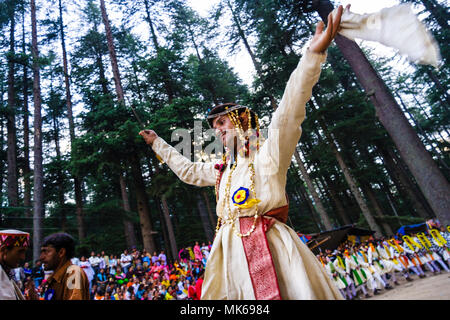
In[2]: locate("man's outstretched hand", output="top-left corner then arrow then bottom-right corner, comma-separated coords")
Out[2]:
309,4 -> 347,54
139,129 -> 158,146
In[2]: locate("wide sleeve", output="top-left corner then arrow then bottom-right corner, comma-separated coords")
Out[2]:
152,137 -> 217,187
260,47 -> 327,172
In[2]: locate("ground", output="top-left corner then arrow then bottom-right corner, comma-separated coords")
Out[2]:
361,270 -> 450,300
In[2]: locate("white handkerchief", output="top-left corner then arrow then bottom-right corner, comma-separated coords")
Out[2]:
335,4 -> 441,68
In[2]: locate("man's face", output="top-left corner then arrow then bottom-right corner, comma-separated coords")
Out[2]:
40,245 -> 61,271
0,246 -> 27,269
212,114 -> 237,147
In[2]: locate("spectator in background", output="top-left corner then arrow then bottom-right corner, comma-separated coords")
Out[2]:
12,264 -> 25,291
188,278 -> 196,300
32,260 -> 44,289
101,251 -> 109,270
194,242 -> 202,261
142,251 -> 151,268
120,250 -> 132,274
96,268 -> 108,287
23,262 -> 32,279
89,251 -> 101,275
71,255 -> 80,266
79,256 -> 95,290
136,285 -> 147,300
151,251 -> 159,266
158,250 -> 167,266
194,269 -> 204,300
109,255 -> 117,275
201,243 -> 210,260
98,253 -> 106,271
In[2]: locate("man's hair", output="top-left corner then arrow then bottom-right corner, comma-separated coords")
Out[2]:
207,103 -> 258,129
42,233 -> 76,259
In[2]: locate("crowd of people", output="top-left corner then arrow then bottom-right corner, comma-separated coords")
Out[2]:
10,226 -> 450,300
14,241 -> 212,300
316,226 -> 450,300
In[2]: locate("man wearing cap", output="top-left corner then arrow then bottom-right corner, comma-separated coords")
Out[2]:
139,7 -> 345,300
0,229 -> 32,300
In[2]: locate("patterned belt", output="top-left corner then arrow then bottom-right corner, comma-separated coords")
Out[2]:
239,204 -> 289,300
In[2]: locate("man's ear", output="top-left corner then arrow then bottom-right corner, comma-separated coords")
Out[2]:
239,113 -> 249,131
58,247 -> 67,259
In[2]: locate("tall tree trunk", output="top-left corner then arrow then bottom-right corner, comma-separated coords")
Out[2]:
423,67 -> 450,107
293,148 -> 333,230
31,0 -> 44,264
296,182 -> 323,231
378,181 -> 400,218
395,92 -> 448,169
58,0 -> 86,240
377,143 -> 431,219
143,0 -> 175,103
387,146 -> 436,216
51,111 -> 66,231
0,86 -> 5,214
410,93 -> 450,139
7,8 -> 18,207
100,0 -> 125,102
160,195 -> 178,261
202,190 -> 217,230
100,0 -> 157,250
343,147 -> 394,236
119,173 -> 137,250
226,0 -> 278,110
154,197 -> 168,255
322,175 -> 351,225
316,0 -> 450,227
0,117 -> 5,212
302,138 -> 351,226
311,98 -> 383,236
196,192 -> 214,241
360,182 -> 393,236
22,10 -> 31,218
129,154 -> 156,253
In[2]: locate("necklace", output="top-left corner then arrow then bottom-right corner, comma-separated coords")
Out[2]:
214,107 -> 261,238
215,158 -> 259,238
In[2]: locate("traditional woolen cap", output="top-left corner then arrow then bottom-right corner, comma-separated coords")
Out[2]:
206,102 -> 256,128
0,229 -> 31,248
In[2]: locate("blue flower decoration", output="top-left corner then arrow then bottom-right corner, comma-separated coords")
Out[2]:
232,187 -> 249,205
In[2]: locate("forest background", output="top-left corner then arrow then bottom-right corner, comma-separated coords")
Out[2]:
0,0 -> 448,264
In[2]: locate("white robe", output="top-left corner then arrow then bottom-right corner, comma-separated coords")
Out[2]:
0,264 -> 23,300
152,47 -> 343,300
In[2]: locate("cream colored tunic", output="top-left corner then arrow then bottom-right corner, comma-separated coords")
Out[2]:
152,47 -> 343,300
0,264 -> 24,300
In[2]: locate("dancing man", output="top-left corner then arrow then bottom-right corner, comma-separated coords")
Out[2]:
140,6 -> 346,300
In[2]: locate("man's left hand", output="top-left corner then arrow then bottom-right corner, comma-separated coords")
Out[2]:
309,4 -> 347,54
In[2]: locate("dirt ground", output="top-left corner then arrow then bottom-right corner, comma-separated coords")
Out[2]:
361,270 -> 450,300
